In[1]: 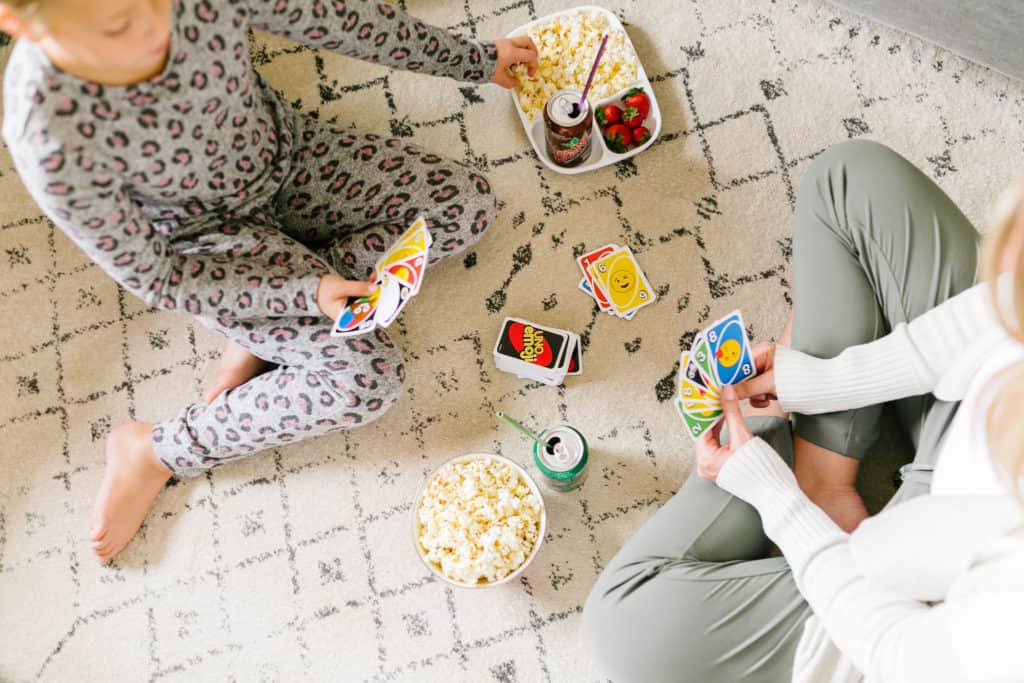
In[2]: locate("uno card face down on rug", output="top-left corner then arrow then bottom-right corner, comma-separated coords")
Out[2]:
332,216 -> 431,338
493,317 -> 581,386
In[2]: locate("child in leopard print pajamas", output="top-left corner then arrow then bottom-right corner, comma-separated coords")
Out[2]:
0,0 -> 538,562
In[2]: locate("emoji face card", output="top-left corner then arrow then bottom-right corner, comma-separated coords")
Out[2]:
705,311 -> 755,385
587,247 -> 656,317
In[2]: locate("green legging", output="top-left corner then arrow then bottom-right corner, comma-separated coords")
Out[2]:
581,139 -> 980,682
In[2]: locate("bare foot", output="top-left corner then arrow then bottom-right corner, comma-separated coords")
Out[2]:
91,422 -> 172,564
203,339 -> 270,404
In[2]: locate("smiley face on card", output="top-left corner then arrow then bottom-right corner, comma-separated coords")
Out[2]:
704,311 -> 755,385
588,247 -> 656,316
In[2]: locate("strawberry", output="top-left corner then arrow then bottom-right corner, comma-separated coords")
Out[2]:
603,124 -> 631,153
631,126 -> 651,145
596,104 -> 622,127
621,106 -> 644,128
623,87 -> 651,120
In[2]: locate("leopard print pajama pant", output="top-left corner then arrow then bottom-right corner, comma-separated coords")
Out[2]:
151,113 -> 496,477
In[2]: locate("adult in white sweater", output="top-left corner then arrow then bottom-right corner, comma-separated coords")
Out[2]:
582,139 -> 1024,682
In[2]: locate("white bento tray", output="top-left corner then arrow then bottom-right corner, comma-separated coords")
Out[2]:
506,5 -> 661,175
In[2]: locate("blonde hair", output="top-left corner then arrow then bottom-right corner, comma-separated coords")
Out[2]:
983,179 -> 1024,498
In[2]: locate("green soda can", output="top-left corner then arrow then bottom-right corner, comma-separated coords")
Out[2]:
533,424 -> 589,492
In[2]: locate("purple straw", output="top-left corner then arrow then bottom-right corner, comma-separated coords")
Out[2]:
572,33 -> 608,117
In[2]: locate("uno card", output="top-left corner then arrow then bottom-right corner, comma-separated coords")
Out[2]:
577,244 -> 617,311
495,318 -> 568,371
690,335 -> 719,390
567,336 -> 582,375
588,247 -> 656,317
704,311 -> 756,386
332,287 -> 381,337
373,275 -> 414,327
376,218 -> 430,293
678,352 -> 720,401
674,398 -> 721,441
381,253 -> 426,293
580,278 -> 636,319
682,398 -> 722,419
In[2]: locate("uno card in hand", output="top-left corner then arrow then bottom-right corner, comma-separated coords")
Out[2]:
705,311 -> 756,385
577,244 -> 617,311
373,275 -> 415,328
675,398 -> 721,441
376,217 -> 430,294
690,334 -> 719,390
588,247 -> 656,317
332,287 -> 381,337
678,352 -> 720,402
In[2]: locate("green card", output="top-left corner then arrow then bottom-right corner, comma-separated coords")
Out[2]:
675,398 -> 722,440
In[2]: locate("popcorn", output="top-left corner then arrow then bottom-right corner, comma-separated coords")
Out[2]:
511,10 -> 639,121
416,457 -> 543,585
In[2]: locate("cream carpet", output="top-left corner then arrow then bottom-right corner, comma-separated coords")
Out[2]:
3,1 -> 1024,681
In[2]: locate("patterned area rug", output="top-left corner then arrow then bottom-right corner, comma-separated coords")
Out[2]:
2,1 -> 1024,681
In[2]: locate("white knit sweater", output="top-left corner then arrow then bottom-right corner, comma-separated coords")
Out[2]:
717,276 -> 1024,683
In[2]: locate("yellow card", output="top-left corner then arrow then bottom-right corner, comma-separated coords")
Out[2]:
377,217 -> 430,271
587,247 -> 656,316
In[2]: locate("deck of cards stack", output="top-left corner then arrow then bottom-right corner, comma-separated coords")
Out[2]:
577,243 -> 656,319
493,317 -> 582,386
675,310 -> 757,440
332,217 -> 431,337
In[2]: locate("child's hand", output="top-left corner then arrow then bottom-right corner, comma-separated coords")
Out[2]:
491,36 -> 539,89
316,274 -> 378,323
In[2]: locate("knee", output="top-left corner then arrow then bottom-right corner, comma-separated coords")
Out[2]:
808,138 -> 903,176
581,587 -> 631,681
800,139 -> 910,202
322,329 -> 406,426
582,585 -> 702,683
445,167 -> 498,250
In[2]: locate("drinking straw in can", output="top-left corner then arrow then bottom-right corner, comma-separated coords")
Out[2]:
496,411 -> 546,448
572,33 -> 608,117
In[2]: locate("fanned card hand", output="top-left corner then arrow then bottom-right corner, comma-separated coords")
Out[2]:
331,217 -> 431,338
675,310 -> 757,440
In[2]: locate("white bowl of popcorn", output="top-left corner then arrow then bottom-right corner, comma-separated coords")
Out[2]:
413,454 -> 546,588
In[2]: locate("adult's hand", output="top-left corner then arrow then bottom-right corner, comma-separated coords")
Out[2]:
316,274 -> 378,323
732,342 -> 778,408
696,386 -> 753,482
491,36 -> 539,88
